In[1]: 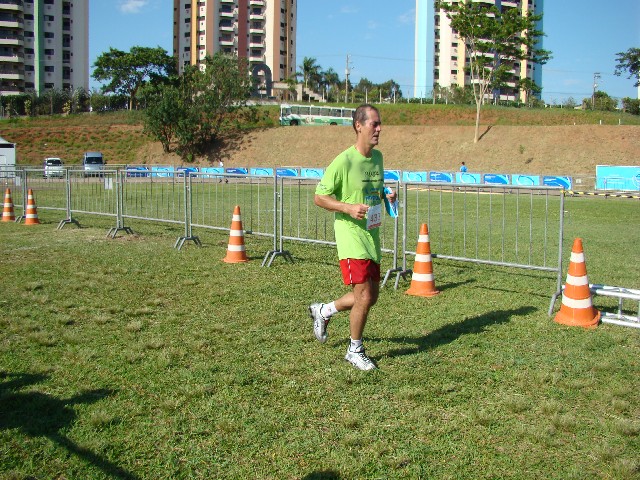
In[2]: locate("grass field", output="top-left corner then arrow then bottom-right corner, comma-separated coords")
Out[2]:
0,192 -> 638,479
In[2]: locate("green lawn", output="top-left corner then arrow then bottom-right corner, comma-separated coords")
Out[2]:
0,196 -> 638,479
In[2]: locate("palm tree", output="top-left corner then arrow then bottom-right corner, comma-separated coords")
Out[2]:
297,57 -> 320,90
322,67 -> 340,102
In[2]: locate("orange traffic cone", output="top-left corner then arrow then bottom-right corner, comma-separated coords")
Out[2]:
406,223 -> 440,297
554,238 -> 600,328
23,189 -> 40,225
2,188 -> 15,222
222,205 -> 248,263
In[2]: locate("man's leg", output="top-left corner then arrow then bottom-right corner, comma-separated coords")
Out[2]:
347,278 -> 379,340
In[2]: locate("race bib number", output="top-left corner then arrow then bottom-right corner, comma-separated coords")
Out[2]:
366,203 -> 382,230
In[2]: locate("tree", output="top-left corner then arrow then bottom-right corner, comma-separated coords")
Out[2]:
92,46 -> 176,110
614,47 -> 640,87
322,67 -> 341,101
621,97 -> 640,115
585,91 -> 618,112
297,57 -> 321,91
518,77 -> 542,107
143,53 -> 253,160
437,1 -> 550,142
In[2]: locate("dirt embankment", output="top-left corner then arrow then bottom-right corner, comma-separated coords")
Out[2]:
137,125 -> 640,176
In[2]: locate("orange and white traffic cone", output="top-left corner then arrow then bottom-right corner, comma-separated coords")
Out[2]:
406,223 -> 440,297
2,188 -> 15,222
554,238 -> 600,328
222,205 -> 248,263
23,189 -> 40,225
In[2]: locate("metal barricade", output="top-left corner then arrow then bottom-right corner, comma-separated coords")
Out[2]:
397,182 -> 565,298
274,177 -> 400,270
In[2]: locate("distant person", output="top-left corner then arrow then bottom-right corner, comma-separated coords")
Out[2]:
218,160 -> 228,183
460,161 -> 468,173
308,104 -> 396,371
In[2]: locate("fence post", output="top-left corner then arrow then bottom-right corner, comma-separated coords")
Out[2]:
107,170 -> 134,238
57,169 -> 80,230
174,172 -> 201,250
382,181 -> 403,287
262,175 -> 293,267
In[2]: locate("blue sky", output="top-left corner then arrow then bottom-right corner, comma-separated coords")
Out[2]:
90,0 -> 640,103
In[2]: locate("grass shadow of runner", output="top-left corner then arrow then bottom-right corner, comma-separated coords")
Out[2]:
382,305 -> 537,358
0,371 -> 138,480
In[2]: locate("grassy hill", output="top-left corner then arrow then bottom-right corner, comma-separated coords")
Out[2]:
1,104 -> 639,169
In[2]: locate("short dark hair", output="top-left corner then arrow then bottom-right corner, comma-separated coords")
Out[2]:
352,104 -> 379,133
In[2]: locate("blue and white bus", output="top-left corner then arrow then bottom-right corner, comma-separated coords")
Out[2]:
279,104 -> 356,126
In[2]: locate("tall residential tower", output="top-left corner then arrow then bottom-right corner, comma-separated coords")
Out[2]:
173,0 -> 296,87
414,0 -> 544,101
0,0 -> 88,96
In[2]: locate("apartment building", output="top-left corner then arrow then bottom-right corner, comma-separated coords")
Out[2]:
415,0 -> 544,102
173,0 -> 296,89
0,0 -> 88,96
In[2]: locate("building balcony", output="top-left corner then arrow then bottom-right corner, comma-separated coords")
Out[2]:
220,38 -> 236,46
0,18 -> 21,28
220,0 -> 234,3
249,52 -> 265,62
0,1 -> 23,12
249,13 -> 265,21
250,0 -> 264,5
219,24 -> 236,32
248,40 -> 264,48
219,10 -> 235,18
0,87 -> 23,95
249,26 -> 264,34
0,35 -> 23,46
0,53 -> 23,62
0,71 -> 23,80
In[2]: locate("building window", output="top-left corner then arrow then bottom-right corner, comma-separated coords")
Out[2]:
45,66 -> 54,72
44,0 -> 54,4
44,32 -> 54,38
45,49 -> 54,55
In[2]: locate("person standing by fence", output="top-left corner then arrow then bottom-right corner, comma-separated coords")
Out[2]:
308,104 -> 396,371
460,161 -> 467,173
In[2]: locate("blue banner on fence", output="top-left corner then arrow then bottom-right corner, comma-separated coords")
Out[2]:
151,166 -> 174,178
403,171 -> 427,182
226,168 -> 248,175
543,176 -> 572,189
484,174 -> 510,185
301,168 -> 323,178
430,171 -> 454,183
250,167 -> 274,176
512,174 -> 541,186
456,172 -> 481,184
276,167 -> 299,177
595,165 -> 640,191
200,167 -> 223,178
384,170 -> 401,181
126,166 -> 150,178
177,167 -> 198,177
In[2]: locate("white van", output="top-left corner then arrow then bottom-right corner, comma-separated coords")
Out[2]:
83,151 -> 104,176
43,157 -> 64,178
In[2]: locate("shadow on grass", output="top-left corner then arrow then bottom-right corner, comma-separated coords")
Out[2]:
302,471 -> 341,480
383,305 -> 537,358
0,371 -> 137,480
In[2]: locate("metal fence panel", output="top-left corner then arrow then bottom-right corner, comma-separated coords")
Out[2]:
401,182 -> 564,275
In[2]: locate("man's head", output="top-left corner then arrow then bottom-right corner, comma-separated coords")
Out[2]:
352,104 -> 381,149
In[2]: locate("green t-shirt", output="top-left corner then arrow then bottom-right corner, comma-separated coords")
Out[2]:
315,145 -> 385,263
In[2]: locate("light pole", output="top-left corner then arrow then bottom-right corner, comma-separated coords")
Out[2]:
592,72 -> 600,109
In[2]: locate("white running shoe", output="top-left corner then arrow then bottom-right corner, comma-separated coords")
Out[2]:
308,303 -> 329,343
345,345 -> 377,371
